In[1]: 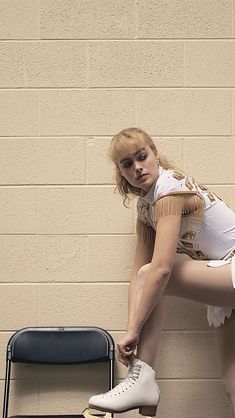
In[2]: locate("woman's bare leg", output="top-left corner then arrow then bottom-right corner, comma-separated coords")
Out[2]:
135,264 -> 165,368
166,259 -> 235,307
135,259 -> 235,369
216,311 -> 235,416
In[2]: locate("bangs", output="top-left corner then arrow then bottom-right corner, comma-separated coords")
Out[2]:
109,133 -> 147,164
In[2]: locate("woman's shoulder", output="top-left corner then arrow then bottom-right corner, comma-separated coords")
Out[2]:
154,167 -> 198,201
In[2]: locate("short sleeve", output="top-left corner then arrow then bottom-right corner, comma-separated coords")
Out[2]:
155,193 -> 203,224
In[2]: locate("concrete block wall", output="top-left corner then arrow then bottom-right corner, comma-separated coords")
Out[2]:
0,1 -> 234,417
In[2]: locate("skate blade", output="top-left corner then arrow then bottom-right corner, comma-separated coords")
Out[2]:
83,407 -> 112,418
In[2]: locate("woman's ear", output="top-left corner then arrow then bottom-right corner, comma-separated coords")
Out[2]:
154,152 -> 160,165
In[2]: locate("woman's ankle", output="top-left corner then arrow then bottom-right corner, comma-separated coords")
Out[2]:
135,354 -> 156,370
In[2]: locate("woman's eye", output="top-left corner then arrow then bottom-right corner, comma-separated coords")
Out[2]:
123,161 -> 132,169
139,153 -> 147,161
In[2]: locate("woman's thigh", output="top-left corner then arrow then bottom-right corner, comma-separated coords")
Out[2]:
165,259 -> 235,307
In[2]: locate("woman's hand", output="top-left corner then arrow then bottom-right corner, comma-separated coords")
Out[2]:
116,329 -> 140,367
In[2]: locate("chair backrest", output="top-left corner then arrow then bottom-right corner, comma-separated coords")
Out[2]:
7,327 -> 114,364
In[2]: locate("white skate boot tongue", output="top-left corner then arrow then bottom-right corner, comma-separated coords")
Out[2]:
129,357 -> 144,368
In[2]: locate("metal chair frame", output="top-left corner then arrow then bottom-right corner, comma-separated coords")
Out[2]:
2,327 -> 115,418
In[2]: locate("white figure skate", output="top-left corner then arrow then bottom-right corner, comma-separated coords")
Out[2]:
87,358 -> 160,417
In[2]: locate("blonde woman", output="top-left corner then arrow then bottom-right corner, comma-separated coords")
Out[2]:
89,127 -> 235,416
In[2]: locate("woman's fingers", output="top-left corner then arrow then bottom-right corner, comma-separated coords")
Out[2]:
117,343 -> 135,357
116,344 -> 135,366
115,350 -> 129,367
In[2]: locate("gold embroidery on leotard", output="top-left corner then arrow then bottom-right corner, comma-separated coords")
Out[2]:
180,240 -> 193,249
172,171 -> 185,181
185,179 -> 194,190
195,250 -> 206,259
177,242 -> 207,260
198,184 -> 208,191
181,231 -> 196,240
207,191 -> 216,203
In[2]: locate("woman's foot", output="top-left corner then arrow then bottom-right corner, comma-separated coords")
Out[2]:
89,358 -> 160,416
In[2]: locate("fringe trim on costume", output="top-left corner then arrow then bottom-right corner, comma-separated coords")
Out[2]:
155,194 -> 204,225
136,218 -> 156,246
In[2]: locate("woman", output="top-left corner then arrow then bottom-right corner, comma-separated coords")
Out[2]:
89,127 -> 235,416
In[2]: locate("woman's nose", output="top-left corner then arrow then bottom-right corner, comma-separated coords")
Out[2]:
134,161 -> 142,171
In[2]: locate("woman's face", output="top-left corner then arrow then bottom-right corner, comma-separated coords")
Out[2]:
117,143 -> 159,192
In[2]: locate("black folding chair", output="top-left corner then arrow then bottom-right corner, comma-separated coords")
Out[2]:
3,327 -> 115,418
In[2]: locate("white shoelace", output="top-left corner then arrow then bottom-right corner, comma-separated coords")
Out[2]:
102,363 -> 141,398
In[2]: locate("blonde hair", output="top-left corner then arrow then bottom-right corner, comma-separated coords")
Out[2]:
108,127 -> 175,206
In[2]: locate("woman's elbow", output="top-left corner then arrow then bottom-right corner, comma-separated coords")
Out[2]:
152,266 -> 172,283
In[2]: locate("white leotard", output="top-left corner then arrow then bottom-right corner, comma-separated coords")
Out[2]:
137,166 -> 235,327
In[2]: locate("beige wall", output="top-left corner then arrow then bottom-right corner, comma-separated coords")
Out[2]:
0,1 -> 235,417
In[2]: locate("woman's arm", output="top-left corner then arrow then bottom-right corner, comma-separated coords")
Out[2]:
128,224 -> 155,330
129,212 -> 182,335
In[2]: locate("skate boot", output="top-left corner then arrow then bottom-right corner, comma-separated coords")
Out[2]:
88,358 -> 160,416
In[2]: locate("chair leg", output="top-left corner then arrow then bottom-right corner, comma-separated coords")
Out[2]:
3,360 -> 11,418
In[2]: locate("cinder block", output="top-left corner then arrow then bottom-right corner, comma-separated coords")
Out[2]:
156,380 -> 231,418
233,94 -> 235,135
182,332 -> 220,378
183,137 -> 235,183
0,0 -> 40,39
0,235 -> 87,283
39,90 -> 134,136
0,188 -> 37,234
136,90 -> 231,136
38,186 -> 133,234
0,42 -> 87,88
160,332 -> 219,378
39,284 -> 128,329
231,186 -> 235,211
136,0 -> 232,38
0,91 -> 39,136
89,41 -> 183,87
164,296 -> 209,330
0,138 -> 85,185
0,381 -> 39,416
38,379 -> 108,414
87,235 -> 136,282
0,332 -> 13,378
0,285 -> 39,329
155,137 -> 183,169
40,0 -> 135,39
185,41 -> 235,86
86,137 -> 114,184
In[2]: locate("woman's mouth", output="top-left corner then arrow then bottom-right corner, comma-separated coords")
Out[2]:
137,173 -> 148,182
